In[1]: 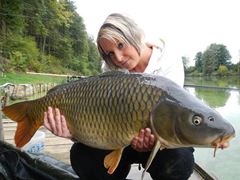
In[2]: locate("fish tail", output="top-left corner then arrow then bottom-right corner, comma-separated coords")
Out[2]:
2,101 -> 42,148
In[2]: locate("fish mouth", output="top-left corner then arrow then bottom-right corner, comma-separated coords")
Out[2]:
211,134 -> 235,157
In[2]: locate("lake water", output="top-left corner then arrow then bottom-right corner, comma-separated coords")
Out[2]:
185,76 -> 240,180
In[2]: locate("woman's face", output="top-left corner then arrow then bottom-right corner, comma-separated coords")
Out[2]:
99,38 -> 141,71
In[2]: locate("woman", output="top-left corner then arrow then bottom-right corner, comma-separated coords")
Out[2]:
44,13 -> 194,180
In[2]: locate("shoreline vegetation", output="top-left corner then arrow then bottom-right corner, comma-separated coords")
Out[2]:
0,72 -> 67,85
1,72 -> 240,85
0,72 -> 240,87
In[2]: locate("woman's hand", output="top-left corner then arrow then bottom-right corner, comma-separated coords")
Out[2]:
131,128 -> 156,152
44,107 -> 72,139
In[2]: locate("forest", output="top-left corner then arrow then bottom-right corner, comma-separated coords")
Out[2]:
0,0 -> 101,75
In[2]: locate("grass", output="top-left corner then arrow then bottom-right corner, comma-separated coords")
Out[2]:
0,72 -> 67,85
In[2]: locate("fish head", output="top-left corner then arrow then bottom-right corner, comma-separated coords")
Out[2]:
150,88 -> 235,150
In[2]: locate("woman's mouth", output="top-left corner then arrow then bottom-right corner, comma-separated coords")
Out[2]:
121,60 -> 128,67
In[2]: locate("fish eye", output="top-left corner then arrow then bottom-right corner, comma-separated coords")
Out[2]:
192,115 -> 202,126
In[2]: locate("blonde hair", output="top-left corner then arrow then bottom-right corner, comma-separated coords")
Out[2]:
97,13 -> 145,70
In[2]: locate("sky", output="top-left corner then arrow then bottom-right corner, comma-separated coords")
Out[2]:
73,0 -> 240,66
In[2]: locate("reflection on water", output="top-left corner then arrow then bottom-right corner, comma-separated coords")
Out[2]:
185,76 -> 240,89
186,87 -> 240,179
195,88 -> 230,107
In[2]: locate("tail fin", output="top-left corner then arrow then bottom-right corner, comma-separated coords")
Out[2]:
2,101 -> 42,148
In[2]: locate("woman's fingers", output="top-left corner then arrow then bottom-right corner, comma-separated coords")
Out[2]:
43,106 -> 72,139
46,107 -> 57,133
131,128 -> 156,152
143,128 -> 155,149
143,128 -> 151,149
43,111 -> 51,130
60,115 -> 72,138
55,108 -> 62,135
149,134 -> 155,147
131,129 -> 144,150
131,136 -> 139,149
138,129 -> 144,149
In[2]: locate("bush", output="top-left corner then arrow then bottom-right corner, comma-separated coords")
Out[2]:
9,51 -> 28,72
2,35 -> 40,72
217,65 -> 229,76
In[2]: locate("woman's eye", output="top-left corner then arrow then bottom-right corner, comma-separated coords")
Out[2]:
108,52 -> 114,58
118,43 -> 124,49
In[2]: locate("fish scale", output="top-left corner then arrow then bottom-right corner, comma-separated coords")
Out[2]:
52,73 -> 159,149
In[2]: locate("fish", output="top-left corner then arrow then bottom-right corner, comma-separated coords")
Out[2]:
2,71 -> 235,178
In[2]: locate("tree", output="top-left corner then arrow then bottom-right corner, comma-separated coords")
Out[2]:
233,62 -> 240,74
194,52 -> 203,72
217,65 -> 228,76
69,12 -> 88,58
22,0 -> 48,53
202,43 -> 231,75
0,0 -> 25,35
87,36 -> 101,75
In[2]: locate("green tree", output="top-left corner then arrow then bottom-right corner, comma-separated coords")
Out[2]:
22,0 -> 48,53
217,65 -> 228,76
0,0 -> 25,35
69,13 -> 88,57
202,49 -> 215,75
87,36 -> 101,75
202,43 -> 231,75
194,52 -> 203,72
232,62 -> 240,74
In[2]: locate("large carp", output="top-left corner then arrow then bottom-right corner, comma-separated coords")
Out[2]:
2,72 -> 235,177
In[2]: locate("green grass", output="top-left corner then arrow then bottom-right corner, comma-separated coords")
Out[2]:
0,72 -> 67,85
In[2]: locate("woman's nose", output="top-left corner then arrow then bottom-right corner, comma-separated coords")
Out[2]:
114,51 -> 123,62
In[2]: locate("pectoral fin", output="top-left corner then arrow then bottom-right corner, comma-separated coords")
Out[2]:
104,148 -> 123,174
141,140 -> 161,180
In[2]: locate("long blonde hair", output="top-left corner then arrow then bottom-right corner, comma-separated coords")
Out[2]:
97,13 -> 145,70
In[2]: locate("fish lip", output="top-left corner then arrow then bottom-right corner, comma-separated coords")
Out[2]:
211,134 -> 235,149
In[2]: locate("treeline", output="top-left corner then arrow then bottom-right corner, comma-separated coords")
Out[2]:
184,43 -> 240,76
0,0 -> 101,75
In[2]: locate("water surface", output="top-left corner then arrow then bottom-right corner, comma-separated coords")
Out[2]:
185,76 -> 240,180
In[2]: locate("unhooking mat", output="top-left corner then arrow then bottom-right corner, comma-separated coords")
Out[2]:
0,141 -> 79,180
